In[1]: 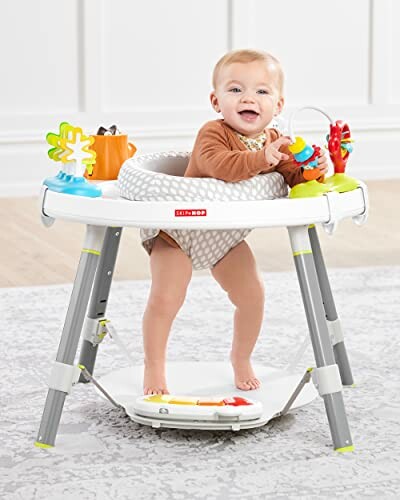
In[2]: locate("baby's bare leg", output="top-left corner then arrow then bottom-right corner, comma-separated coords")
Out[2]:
211,241 -> 264,390
142,237 -> 192,395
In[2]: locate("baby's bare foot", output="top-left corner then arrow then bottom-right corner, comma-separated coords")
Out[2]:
143,360 -> 169,395
231,356 -> 261,391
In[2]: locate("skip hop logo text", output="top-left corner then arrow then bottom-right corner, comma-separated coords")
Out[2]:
175,209 -> 207,217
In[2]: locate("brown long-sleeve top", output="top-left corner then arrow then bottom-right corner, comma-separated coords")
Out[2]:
184,119 -> 305,187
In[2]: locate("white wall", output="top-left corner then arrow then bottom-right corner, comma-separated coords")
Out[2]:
0,0 -> 399,196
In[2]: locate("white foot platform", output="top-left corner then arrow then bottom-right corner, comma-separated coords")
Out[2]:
96,362 -> 318,431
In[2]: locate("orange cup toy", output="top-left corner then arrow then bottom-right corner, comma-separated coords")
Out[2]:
85,134 -> 136,180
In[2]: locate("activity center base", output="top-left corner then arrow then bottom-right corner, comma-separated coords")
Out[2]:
96,361 -> 318,431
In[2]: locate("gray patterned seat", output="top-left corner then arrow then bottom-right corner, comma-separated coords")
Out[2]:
118,152 -> 288,201
118,152 -> 289,270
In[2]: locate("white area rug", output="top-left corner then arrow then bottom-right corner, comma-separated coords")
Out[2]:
1,267 -> 400,499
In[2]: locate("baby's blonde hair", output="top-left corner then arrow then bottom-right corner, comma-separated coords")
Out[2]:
212,49 -> 284,94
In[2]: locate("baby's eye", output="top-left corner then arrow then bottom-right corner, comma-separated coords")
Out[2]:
257,89 -> 269,95
229,87 -> 241,93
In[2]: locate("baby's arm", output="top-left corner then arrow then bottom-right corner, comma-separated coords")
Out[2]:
187,122 -> 273,182
187,121 -> 327,186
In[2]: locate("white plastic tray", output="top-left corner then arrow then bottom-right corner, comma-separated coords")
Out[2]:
40,183 -> 367,230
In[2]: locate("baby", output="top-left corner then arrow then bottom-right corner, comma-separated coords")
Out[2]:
141,49 -> 328,395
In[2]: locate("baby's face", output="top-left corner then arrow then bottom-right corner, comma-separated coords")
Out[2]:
210,60 -> 284,138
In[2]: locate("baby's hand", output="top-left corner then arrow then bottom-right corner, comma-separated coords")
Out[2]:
264,136 -> 291,166
317,150 -> 329,175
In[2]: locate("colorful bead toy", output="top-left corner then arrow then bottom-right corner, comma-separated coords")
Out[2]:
288,137 -> 322,181
287,107 -> 359,198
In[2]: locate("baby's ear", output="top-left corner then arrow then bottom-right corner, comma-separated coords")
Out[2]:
210,91 -> 221,113
274,96 -> 285,116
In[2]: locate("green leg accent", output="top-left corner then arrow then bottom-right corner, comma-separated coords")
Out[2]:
34,441 -> 54,449
335,445 -> 355,453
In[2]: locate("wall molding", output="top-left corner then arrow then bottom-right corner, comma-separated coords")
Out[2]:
1,104 -> 399,145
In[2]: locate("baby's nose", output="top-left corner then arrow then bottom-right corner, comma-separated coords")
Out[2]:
240,93 -> 256,103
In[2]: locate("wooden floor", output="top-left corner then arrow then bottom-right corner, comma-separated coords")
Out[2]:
1,179 -> 399,287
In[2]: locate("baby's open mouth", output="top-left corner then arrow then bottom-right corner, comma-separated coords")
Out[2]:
238,110 -> 259,121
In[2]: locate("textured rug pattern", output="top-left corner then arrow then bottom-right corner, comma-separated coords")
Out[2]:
1,267 -> 400,499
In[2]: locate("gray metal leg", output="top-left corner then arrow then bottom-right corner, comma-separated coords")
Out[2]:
78,227 -> 123,382
35,225 -> 106,448
308,225 -> 354,386
288,225 -> 353,451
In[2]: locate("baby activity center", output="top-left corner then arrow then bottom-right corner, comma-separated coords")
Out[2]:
35,107 -> 368,452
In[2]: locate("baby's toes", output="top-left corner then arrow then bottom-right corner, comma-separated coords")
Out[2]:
245,378 -> 261,390
247,379 -> 258,390
237,380 -> 252,391
144,387 -> 160,395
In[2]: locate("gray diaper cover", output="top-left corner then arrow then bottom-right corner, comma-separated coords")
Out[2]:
141,228 -> 251,270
